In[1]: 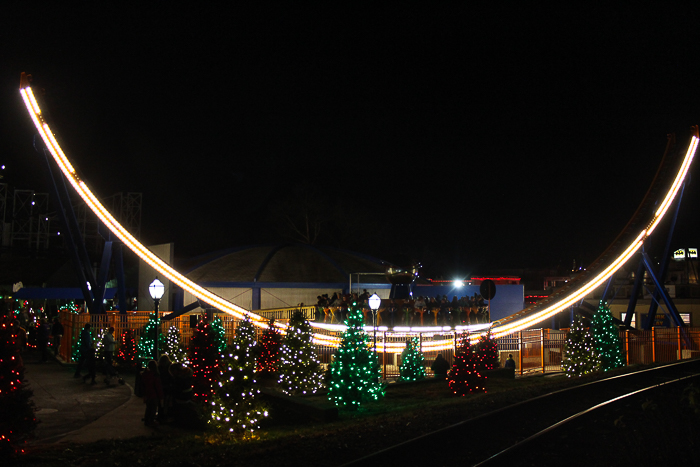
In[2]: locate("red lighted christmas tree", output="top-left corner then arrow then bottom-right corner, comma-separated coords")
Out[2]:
0,311 -> 36,455
473,330 -> 499,371
256,319 -> 281,377
116,329 -> 138,368
448,335 -> 486,396
190,319 -> 221,403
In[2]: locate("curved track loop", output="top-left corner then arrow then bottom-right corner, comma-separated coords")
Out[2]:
18,74 -> 698,348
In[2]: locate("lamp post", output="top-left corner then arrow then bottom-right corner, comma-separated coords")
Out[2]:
149,278 -> 165,360
369,293 -> 381,353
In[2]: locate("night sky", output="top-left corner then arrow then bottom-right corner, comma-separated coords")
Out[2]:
3,4 -> 700,279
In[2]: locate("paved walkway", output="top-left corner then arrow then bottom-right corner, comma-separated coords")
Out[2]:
23,349 -> 175,446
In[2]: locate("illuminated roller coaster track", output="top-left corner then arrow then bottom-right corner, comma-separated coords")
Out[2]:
18,73 -> 698,354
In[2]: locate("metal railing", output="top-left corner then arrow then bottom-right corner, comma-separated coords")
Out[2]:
56,312 -> 700,376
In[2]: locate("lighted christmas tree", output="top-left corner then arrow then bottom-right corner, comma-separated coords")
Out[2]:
279,310 -> 325,396
210,316 -> 268,439
448,336 -> 486,396
0,311 -> 36,455
211,316 -> 228,354
72,327 -> 94,362
58,301 -> 80,314
399,337 -> 426,382
116,329 -> 138,368
257,319 -> 281,378
562,314 -> 600,377
473,330 -> 499,370
137,312 -> 165,360
591,302 -> 624,372
190,319 -> 222,403
162,325 -> 188,364
327,303 -> 384,409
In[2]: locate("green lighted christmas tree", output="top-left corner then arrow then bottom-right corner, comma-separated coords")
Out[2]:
116,329 -> 138,368
210,316 -> 268,439
211,317 -> 228,354
327,303 -> 385,409
473,330 -> 499,370
448,335 -> 486,396
279,311 -> 325,396
591,302 -> 624,371
137,312 -> 165,360
190,319 -> 222,403
72,327 -> 94,362
399,337 -> 426,382
162,325 -> 188,364
562,314 -> 600,377
257,319 -> 281,378
0,311 -> 36,455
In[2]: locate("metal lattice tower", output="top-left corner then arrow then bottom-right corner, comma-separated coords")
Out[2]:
11,189 -> 35,247
0,183 -> 7,246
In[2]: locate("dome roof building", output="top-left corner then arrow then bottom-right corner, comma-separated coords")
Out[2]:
181,244 -> 395,311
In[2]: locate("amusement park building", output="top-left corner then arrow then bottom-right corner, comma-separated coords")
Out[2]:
177,244 -> 525,320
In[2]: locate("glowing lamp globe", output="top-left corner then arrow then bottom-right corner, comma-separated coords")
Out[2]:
368,294 -> 381,311
149,278 -> 165,301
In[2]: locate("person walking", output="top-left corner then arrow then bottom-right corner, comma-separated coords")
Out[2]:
37,318 -> 51,362
74,323 -> 93,378
51,317 -> 64,357
102,327 -> 118,382
141,360 -> 163,427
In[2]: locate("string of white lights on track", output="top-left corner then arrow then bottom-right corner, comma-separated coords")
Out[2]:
19,74 -> 698,353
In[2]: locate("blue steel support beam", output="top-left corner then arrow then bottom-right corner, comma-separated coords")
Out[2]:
41,144 -> 96,312
91,241 -> 113,314
647,180 -> 686,325
624,258 -> 646,327
641,251 -> 685,329
113,243 -> 128,314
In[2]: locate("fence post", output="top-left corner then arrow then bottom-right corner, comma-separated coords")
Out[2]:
625,330 -> 630,366
383,331 -> 387,380
652,327 -> 656,363
678,326 -> 682,361
540,329 -> 545,374
518,331 -> 523,376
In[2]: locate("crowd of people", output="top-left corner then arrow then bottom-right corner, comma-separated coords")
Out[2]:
315,291 -> 490,327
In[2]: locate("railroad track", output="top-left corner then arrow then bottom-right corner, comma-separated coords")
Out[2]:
341,359 -> 700,466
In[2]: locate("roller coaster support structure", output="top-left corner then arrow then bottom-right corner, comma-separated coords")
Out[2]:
625,178 -> 688,330
40,139 -> 127,314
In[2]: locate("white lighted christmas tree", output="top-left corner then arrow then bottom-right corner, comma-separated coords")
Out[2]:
562,314 -> 601,377
278,310 -> 325,396
210,316 -> 268,439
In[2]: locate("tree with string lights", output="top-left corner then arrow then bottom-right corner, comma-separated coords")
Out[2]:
399,337 -> 425,382
189,318 -> 222,403
448,335 -> 486,396
162,325 -> 188,364
137,312 -> 165,360
116,329 -> 138,368
210,316 -> 268,439
0,311 -> 36,455
210,317 -> 228,355
256,319 -> 281,378
327,303 -> 384,409
591,302 -> 624,372
562,314 -> 600,377
279,310 -> 325,396
473,330 -> 499,371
